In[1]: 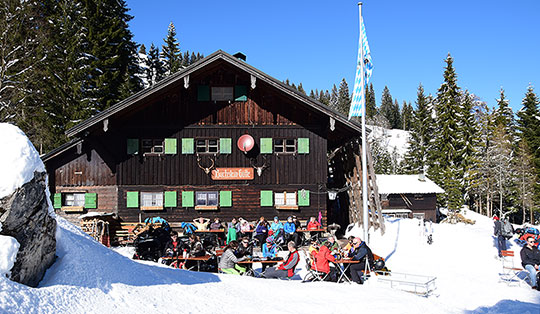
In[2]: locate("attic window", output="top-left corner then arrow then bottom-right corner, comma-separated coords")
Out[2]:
211,87 -> 233,101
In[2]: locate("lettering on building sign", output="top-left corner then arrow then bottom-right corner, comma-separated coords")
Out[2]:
211,168 -> 254,180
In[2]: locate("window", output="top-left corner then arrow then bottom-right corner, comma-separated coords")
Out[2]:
141,192 -> 163,209
64,193 -> 85,207
275,191 -> 297,209
141,139 -> 164,155
196,139 -> 219,154
211,87 -> 233,101
196,191 -> 218,207
274,139 -> 296,154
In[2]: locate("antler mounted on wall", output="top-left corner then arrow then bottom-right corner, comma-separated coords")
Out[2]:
250,155 -> 269,176
197,155 -> 215,174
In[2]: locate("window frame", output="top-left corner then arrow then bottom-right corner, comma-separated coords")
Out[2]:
141,138 -> 165,156
274,138 -> 297,154
274,191 -> 298,210
195,191 -> 219,210
196,138 -> 219,154
211,86 -> 234,101
140,192 -> 164,211
62,192 -> 86,212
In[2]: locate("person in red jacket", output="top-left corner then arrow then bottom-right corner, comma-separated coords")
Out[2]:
314,241 -> 337,281
307,216 -> 322,241
263,241 -> 299,279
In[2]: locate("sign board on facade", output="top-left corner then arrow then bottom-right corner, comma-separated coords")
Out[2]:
211,168 -> 254,180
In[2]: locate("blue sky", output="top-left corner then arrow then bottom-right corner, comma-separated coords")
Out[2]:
127,0 -> 539,113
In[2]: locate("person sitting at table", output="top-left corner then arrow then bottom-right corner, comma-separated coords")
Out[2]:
262,236 -> 279,272
307,216 -> 322,241
284,216 -> 299,246
254,217 -> 269,248
218,241 -> 247,275
236,236 -> 253,258
162,231 -> 185,266
263,241 -> 300,279
226,217 -> 239,244
308,238 -> 320,257
193,217 -> 210,231
270,216 -> 284,243
314,240 -> 337,282
323,235 -> 340,254
343,236 -> 355,256
349,237 -> 374,284
239,218 -> 252,238
209,217 -> 223,230
184,234 -> 206,270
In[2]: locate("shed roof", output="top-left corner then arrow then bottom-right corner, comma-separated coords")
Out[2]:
376,174 -> 445,194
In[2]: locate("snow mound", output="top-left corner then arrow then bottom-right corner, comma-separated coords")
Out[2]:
0,123 -> 45,198
0,233 -> 19,277
368,125 -> 410,161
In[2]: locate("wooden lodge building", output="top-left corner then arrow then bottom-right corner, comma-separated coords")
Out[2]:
43,50 -> 369,235
376,174 -> 445,222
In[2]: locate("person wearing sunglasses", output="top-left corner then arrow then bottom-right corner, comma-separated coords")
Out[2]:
349,237 -> 374,285
520,236 -> 540,290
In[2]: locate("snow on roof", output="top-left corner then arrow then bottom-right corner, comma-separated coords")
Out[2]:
376,174 -> 445,194
0,123 -> 45,198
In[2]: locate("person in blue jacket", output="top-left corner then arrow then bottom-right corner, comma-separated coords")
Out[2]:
254,216 -> 269,248
349,237 -> 374,284
283,216 -> 299,246
261,236 -> 279,272
270,216 -> 284,243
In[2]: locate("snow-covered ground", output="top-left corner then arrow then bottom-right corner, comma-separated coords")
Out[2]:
368,125 -> 410,161
0,122 -> 539,313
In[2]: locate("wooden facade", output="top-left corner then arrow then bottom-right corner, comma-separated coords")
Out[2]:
382,193 -> 438,221
44,51 -> 363,229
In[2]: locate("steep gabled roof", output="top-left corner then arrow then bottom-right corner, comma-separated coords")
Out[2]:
65,50 -> 361,138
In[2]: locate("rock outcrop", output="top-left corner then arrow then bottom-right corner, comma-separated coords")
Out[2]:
0,171 -> 56,287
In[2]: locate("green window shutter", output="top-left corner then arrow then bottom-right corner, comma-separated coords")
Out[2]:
220,191 -> 232,207
126,191 -> 139,208
298,138 -> 310,154
260,190 -> 273,206
182,138 -> 194,154
84,193 -> 97,209
164,138 -> 177,154
220,138 -> 232,154
260,138 -> 273,154
298,189 -> 310,206
127,139 -> 139,155
164,191 -> 177,207
197,85 -> 210,101
234,85 -> 247,101
53,193 -> 62,209
182,191 -> 194,207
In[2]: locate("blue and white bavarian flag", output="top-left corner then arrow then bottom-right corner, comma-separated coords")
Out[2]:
349,16 -> 373,119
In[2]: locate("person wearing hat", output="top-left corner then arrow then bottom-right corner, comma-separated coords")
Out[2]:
284,216 -> 299,246
270,216 -> 284,243
349,237 -> 374,284
261,236 -> 278,272
254,216 -> 269,248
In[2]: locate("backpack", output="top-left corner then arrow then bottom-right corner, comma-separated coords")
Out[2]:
502,220 -> 513,238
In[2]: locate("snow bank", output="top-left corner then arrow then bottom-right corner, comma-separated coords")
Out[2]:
368,125 -> 410,161
0,232 -> 19,277
0,123 -> 45,198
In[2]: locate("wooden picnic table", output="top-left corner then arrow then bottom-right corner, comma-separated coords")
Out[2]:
238,257 -> 284,277
195,229 -> 225,233
296,228 -> 326,233
332,258 -> 360,283
162,255 -> 213,271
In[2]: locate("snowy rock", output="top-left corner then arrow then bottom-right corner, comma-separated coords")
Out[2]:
0,124 -> 56,287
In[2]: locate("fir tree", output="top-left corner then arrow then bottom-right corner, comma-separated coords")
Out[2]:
493,88 -> 514,134
391,99 -> 402,129
429,53 -> 463,209
514,140 -> 537,223
401,101 -> 413,130
161,22 -> 181,74
329,84 -> 339,110
366,83 -> 377,119
516,85 -> 540,204
336,79 -> 351,116
403,84 -> 432,174
379,86 -> 394,125
146,43 -> 165,86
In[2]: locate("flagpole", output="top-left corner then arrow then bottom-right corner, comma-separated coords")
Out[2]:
358,2 -> 369,245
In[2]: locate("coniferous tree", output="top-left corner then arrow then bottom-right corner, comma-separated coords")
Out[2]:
493,88 -> 514,135
161,22 -> 181,74
403,84 -> 432,174
329,84 -> 339,110
366,83 -> 377,119
516,85 -> 540,205
429,53 -> 463,210
401,101 -> 413,130
391,100 -> 402,129
379,86 -> 393,127
514,140 -> 537,223
146,43 -> 165,86
297,83 -> 306,95
458,91 -> 481,207
336,78 -> 351,116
